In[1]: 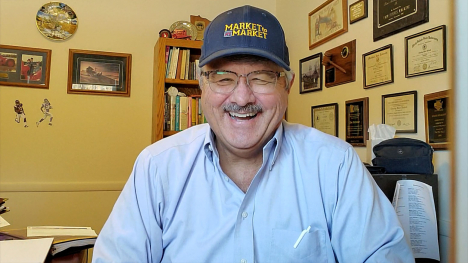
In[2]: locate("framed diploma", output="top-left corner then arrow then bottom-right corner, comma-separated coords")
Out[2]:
405,25 -> 447,78
362,44 -> 394,88
345,97 -> 369,146
311,103 -> 339,137
300,53 -> 323,94
349,0 -> 368,24
373,0 -> 429,42
424,90 -> 449,150
309,0 -> 348,50
382,91 -> 417,133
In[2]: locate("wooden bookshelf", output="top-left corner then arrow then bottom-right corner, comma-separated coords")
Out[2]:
152,38 -> 203,143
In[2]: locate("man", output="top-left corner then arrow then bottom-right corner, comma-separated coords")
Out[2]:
93,5 -> 413,263
14,100 -> 28,128
36,98 -> 53,127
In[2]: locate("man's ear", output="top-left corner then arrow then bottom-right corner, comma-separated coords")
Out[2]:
287,73 -> 295,94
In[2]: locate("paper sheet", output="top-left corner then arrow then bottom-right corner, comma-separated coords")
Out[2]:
0,216 -> 9,228
0,237 -> 53,263
392,180 -> 440,260
27,226 -> 97,237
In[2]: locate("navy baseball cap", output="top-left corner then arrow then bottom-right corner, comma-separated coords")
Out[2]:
199,5 -> 290,71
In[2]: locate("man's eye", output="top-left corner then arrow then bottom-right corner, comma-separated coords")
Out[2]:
216,78 -> 235,85
250,78 -> 271,85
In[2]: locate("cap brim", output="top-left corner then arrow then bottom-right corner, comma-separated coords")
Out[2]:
198,47 -> 291,71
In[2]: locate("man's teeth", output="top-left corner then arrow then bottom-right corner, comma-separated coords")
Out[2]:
229,112 -> 256,118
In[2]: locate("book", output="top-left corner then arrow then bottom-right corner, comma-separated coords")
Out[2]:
165,47 -> 173,78
168,47 -> 179,79
179,96 -> 189,131
190,95 -> 200,126
175,49 -> 184,79
184,49 -> 190,80
180,49 -> 187,80
164,46 -> 170,64
175,95 -> 180,131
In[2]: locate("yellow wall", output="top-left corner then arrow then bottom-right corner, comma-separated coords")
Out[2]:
0,0 -> 275,231
276,0 -> 451,262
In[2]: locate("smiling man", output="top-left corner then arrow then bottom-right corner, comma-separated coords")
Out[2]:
93,5 -> 414,263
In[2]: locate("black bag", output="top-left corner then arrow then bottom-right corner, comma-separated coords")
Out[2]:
372,138 -> 434,174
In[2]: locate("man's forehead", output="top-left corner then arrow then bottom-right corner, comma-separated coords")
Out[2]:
204,57 -> 283,71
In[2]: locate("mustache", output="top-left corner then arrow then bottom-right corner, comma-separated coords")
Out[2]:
223,103 -> 263,113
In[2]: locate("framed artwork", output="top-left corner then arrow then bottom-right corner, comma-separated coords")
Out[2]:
67,49 -> 132,97
382,91 -> 417,133
0,45 -> 51,89
190,15 -> 210,41
362,44 -> 394,88
345,97 -> 369,146
349,0 -> 368,24
424,90 -> 449,150
311,103 -> 339,137
405,25 -> 447,78
299,53 -> 323,94
308,0 -> 348,50
373,0 -> 429,42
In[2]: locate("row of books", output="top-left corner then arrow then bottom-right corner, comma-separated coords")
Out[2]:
165,46 -> 200,80
164,93 -> 207,131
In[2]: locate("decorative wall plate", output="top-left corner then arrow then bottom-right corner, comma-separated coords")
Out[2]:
169,21 -> 197,40
36,2 -> 78,40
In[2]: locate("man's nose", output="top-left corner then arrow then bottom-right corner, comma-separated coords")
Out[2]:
231,76 -> 255,105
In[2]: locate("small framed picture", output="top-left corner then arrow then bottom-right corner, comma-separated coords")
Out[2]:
405,25 -> 447,78
362,44 -> 394,88
349,0 -> 368,24
0,45 -> 51,89
382,91 -> 417,133
67,49 -> 132,97
311,103 -> 338,137
309,0 -> 348,50
345,97 -> 369,146
424,90 -> 449,150
300,53 -> 323,94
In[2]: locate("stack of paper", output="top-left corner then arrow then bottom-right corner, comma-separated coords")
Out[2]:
0,238 -> 53,263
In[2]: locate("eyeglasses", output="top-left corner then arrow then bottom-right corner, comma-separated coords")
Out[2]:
201,70 -> 285,94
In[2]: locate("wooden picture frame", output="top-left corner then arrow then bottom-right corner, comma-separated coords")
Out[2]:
405,25 -> 447,78
373,0 -> 429,42
308,0 -> 348,50
362,44 -> 394,88
345,97 -> 369,146
424,90 -> 449,150
300,53 -> 323,94
0,45 -> 51,89
67,49 -> 132,97
190,15 -> 210,41
311,103 -> 339,137
382,91 -> 417,133
349,0 -> 368,24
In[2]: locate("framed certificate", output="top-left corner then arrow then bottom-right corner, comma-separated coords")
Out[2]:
311,103 -> 338,137
382,91 -> 417,133
349,0 -> 368,24
373,0 -> 429,42
424,90 -> 449,150
300,53 -> 323,94
405,25 -> 447,78
345,97 -> 369,146
362,44 -> 394,88
309,0 -> 348,50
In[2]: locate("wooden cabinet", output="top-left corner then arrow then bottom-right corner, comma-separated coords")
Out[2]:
152,38 -> 203,143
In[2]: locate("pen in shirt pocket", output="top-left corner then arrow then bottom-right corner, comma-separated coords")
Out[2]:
293,226 -> 311,249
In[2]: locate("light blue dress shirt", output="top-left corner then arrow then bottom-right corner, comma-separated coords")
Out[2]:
93,121 -> 414,263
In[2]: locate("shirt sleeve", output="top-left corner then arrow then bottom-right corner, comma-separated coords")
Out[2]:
331,147 -> 415,263
92,149 -> 164,263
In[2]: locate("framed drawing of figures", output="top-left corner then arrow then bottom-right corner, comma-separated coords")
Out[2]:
300,53 -> 323,93
373,0 -> 429,41
309,0 -> 348,50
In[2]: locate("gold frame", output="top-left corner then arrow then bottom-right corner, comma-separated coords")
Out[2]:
308,0 -> 348,50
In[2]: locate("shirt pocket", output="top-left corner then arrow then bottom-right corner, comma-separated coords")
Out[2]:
269,228 -> 328,263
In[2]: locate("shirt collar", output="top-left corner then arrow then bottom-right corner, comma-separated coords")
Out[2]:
203,122 -> 284,169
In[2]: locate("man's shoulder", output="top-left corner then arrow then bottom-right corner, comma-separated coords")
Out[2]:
144,124 -> 209,157
283,121 -> 351,152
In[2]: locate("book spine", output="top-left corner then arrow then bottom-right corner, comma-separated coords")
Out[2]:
179,96 -> 189,131
185,49 -> 191,80
175,95 -> 180,131
170,95 -> 177,131
165,47 -> 173,78
191,97 -> 197,126
164,93 -> 170,131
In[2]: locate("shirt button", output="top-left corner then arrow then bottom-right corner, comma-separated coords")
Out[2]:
208,145 -> 213,151
224,176 -> 229,181
241,259 -> 247,263
242,212 -> 248,219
